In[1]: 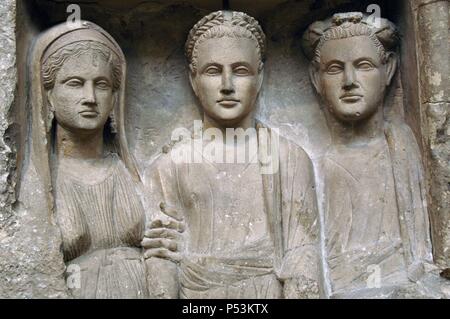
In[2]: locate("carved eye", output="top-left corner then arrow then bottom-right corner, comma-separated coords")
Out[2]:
65,79 -> 83,87
96,80 -> 111,89
204,66 -> 221,76
357,61 -> 375,70
234,66 -> 250,76
326,64 -> 343,74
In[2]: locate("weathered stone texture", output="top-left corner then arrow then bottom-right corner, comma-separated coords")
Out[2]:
0,0 -> 68,298
416,0 -> 450,269
0,0 -> 16,235
0,0 -> 448,298
0,0 -> 20,298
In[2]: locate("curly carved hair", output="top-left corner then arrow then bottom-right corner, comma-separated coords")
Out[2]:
302,12 -> 399,67
42,41 -> 122,91
185,10 -> 266,73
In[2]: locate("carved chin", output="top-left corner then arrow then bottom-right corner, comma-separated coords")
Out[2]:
329,102 -> 376,122
208,104 -> 249,121
71,118 -> 107,131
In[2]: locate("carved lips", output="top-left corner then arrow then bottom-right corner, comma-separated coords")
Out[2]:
217,98 -> 240,108
340,93 -> 363,103
79,109 -> 100,117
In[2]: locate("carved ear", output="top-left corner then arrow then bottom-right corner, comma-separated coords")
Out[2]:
309,64 -> 322,94
47,90 -> 55,110
45,90 -> 56,132
385,52 -> 397,86
112,91 -> 118,107
189,72 -> 199,97
257,67 -> 264,93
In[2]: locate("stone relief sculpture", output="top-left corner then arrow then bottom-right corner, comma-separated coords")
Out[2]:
143,10 -> 321,299
9,3 -> 445,300
26,21 -> 152,298
302,12 -> 440,298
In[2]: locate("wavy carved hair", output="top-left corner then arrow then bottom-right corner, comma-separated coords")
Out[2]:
42,41 -> 122,91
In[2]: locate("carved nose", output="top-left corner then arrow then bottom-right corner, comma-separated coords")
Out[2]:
220,70 -> 235,95
343,64 -> 358,89
82,83 -> 97,105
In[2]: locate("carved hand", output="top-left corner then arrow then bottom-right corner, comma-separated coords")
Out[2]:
141,216 -> 185,263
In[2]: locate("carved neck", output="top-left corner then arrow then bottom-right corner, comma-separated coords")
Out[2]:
203,111 -> 255,134
325,107 -> 385,147
55,124 -> 104,160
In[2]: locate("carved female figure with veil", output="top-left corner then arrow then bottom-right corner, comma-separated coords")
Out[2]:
26,21 -> 149,298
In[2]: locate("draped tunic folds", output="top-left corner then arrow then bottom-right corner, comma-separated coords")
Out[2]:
322,123 -> 433,296
55,153 -> 148,298
323,137 -> 408,294
145,131 -> 320,298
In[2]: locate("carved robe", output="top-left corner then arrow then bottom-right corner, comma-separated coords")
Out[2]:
322,122 -> 433,296
145,128 -> 320,299
55,153 -> 148,299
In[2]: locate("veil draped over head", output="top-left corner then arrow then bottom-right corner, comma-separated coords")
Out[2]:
27,21 -> 140,222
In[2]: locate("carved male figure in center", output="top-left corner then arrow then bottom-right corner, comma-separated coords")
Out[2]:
142,11 -> 322,298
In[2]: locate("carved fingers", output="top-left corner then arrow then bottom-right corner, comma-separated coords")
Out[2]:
142,216 -> 185,263
159,202 -> 184,221
145,227 -> 183,239
143,248 -> 182,262
148,218 -> 185,232
142,237 -> 178,251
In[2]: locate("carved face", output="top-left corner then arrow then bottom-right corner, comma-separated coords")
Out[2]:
48,51 -> 115,134
190,36 -> 263,126
312,36 -> 394,123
